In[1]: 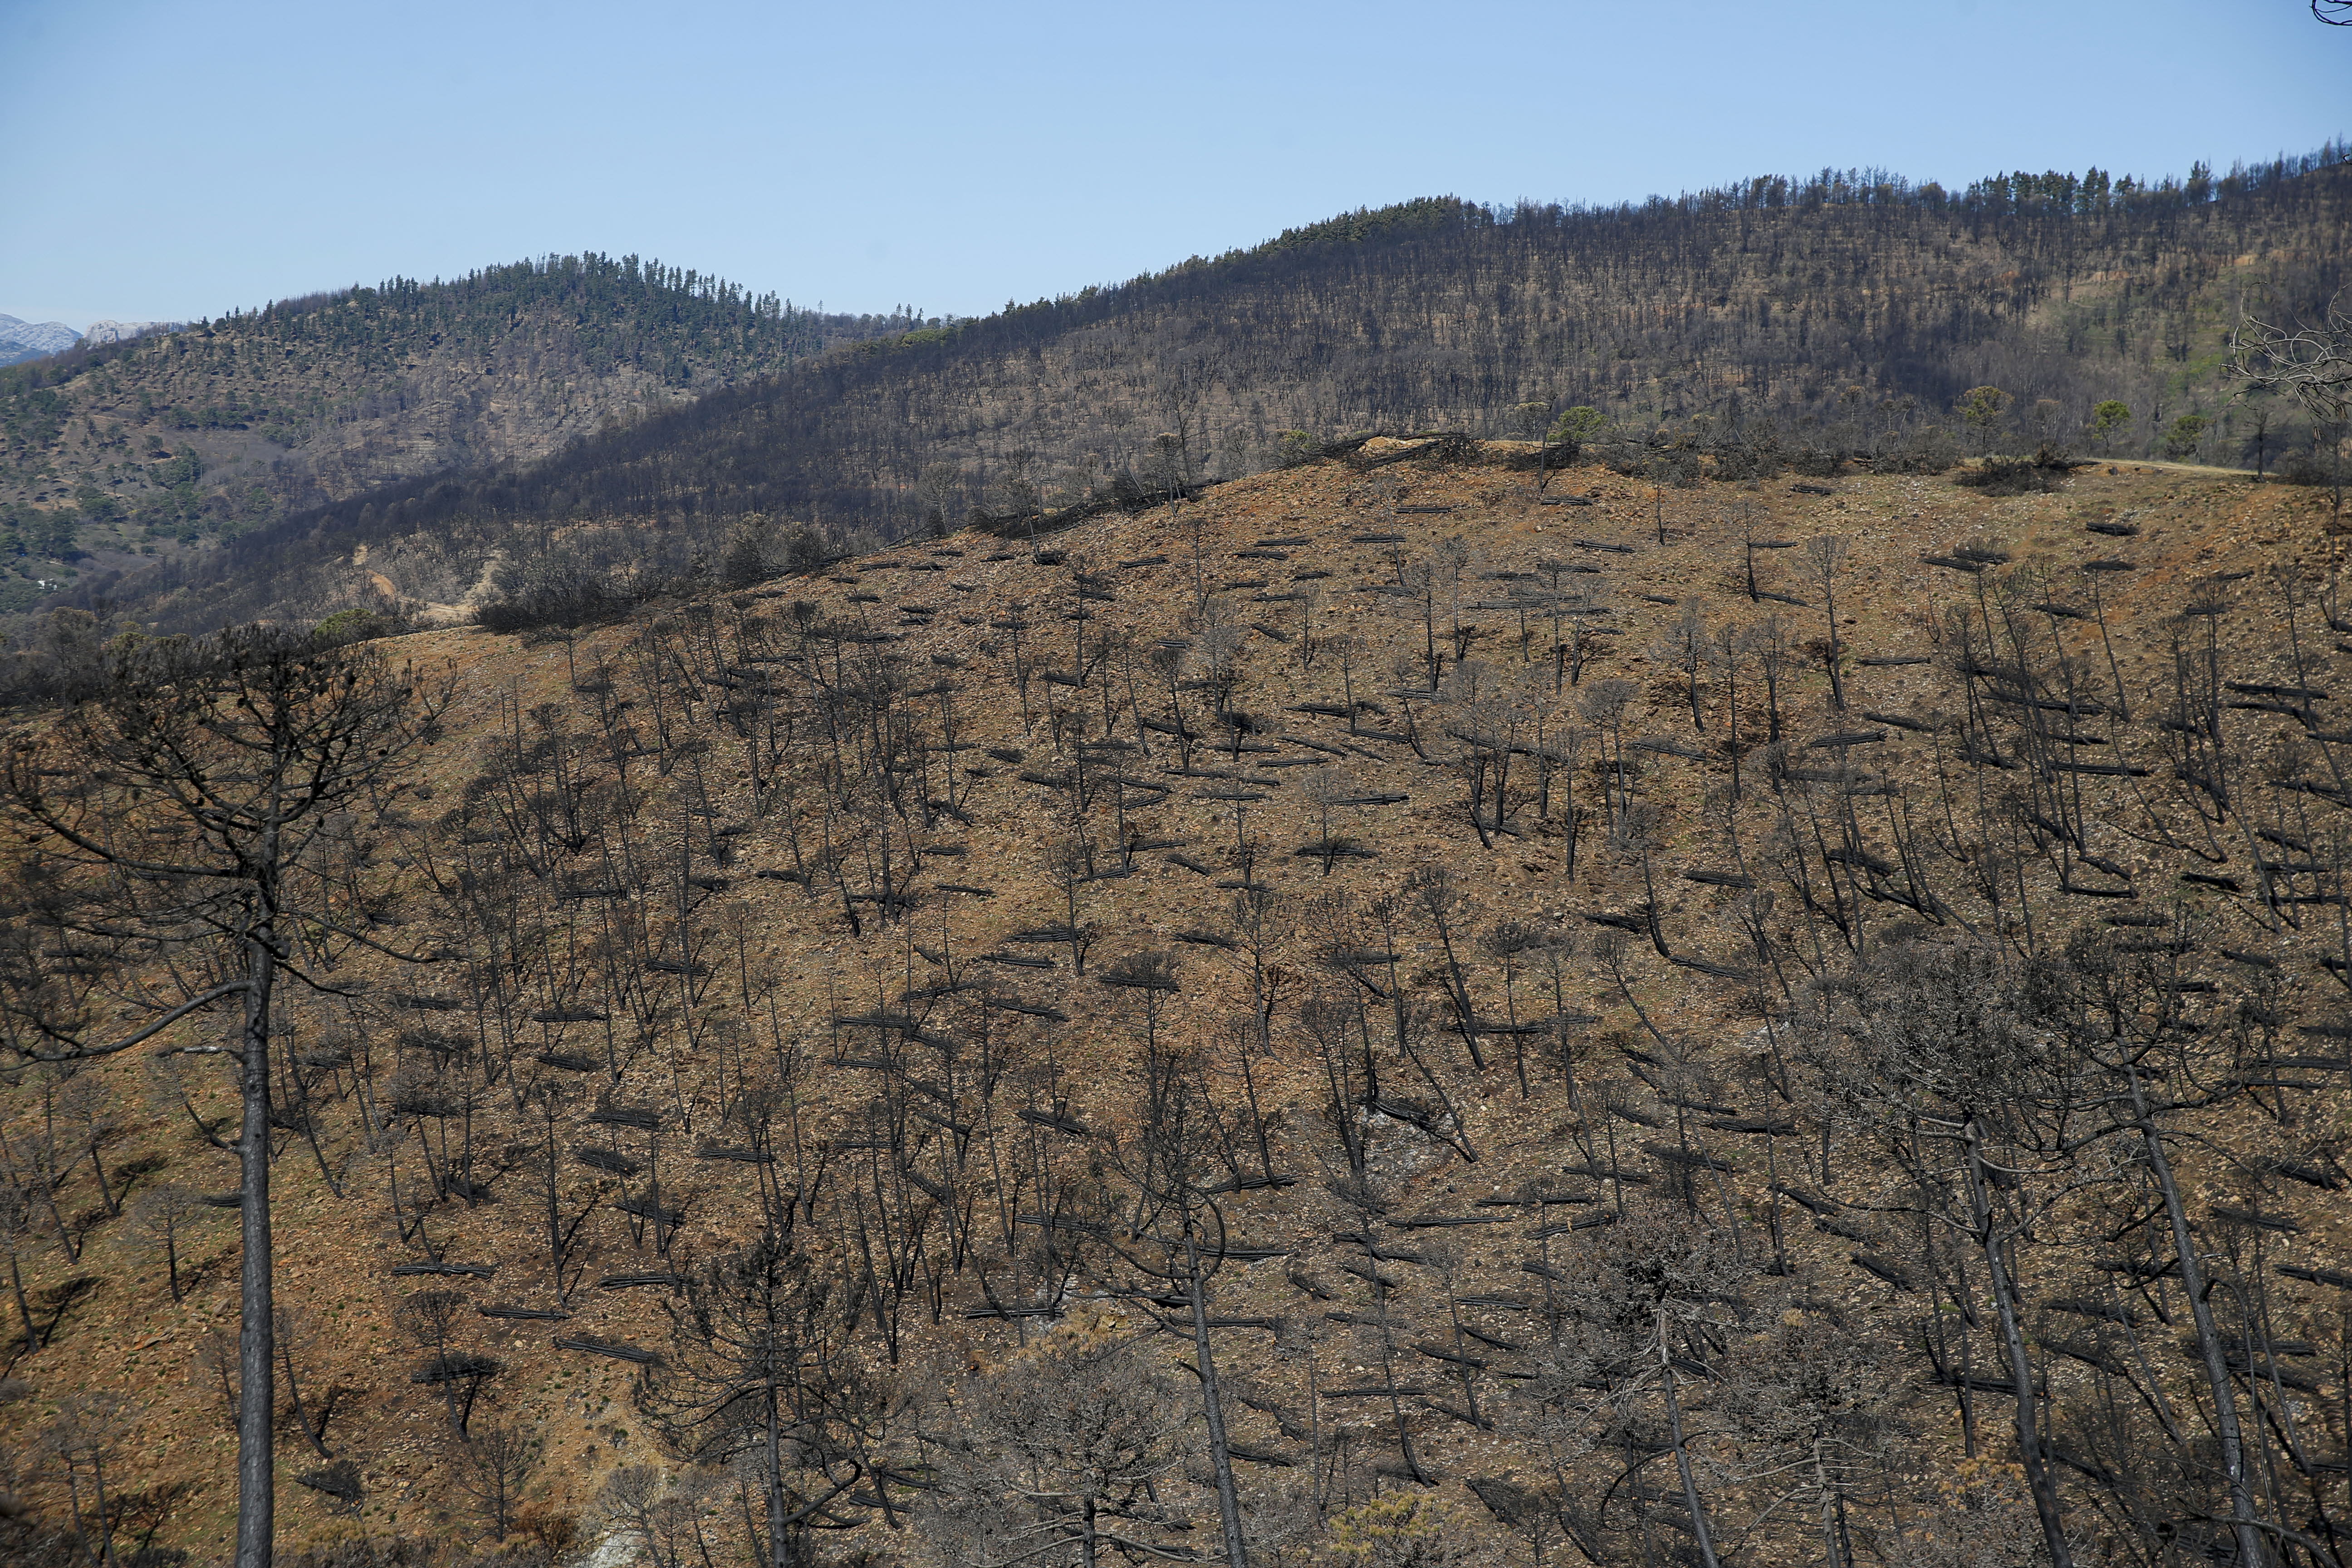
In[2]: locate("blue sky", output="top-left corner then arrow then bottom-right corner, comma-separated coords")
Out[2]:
1,0 -> 2344,330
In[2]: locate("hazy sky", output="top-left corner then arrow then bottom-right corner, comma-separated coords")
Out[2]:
2,0 -> 2344,330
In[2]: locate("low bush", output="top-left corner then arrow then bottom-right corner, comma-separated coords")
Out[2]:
1953,444 -> 2087,496
473,559 -> 637,633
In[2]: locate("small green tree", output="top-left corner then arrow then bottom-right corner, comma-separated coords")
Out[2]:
2162,412 -> 2209,461
2086,399 -> 2132,455
1957,386 -> 2013,454
1547,405 -> 1607,451
1274,429 -> 1318,467
1537,405 -> 1606,494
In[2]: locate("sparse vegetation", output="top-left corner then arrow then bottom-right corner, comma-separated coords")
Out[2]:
0,256 -> 924,623
1,447 -> 2348,1568
28,144 -> 2350,637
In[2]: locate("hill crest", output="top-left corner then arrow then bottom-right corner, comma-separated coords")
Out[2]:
65,146 -> 2352,637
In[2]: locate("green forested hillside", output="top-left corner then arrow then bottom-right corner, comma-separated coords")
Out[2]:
0,255 -> 919,612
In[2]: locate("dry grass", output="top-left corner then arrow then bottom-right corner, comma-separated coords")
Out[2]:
2,449 -> 2344,1564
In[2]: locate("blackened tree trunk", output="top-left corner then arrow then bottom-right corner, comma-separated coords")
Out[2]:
1658,1304 -> 1723,1568
236,929 -> 279,1568
1965,1117 -> 2074,1568
0,626 -> 445,1568
1185,1232 -> 1251,1568
2124,1068 -> 2265,1568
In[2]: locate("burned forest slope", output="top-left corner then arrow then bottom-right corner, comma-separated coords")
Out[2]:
6,447 -> 2352,1568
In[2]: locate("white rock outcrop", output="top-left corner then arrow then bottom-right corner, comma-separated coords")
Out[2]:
82,318 -> 184,344
0,313 -> 81,357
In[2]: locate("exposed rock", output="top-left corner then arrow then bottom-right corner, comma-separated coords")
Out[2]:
0,313 -> 80,362
81,318 -> 183,344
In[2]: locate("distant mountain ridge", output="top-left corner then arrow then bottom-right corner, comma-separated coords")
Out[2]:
90,144 -> 2351,635
0,314 -> 82,367
0,255 -> 924,614
0,315 -> 181,367
81,318 -> 183,344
